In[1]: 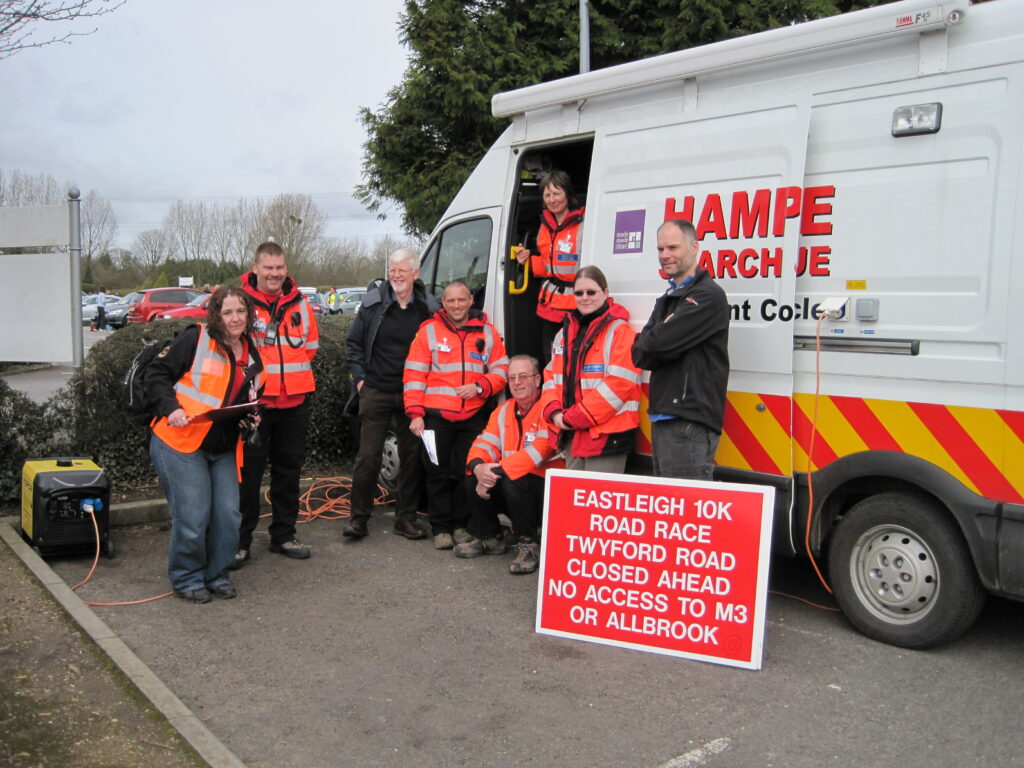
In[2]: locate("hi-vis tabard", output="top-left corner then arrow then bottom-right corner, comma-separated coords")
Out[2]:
467,397 -> 565,480
404,313 -> 509,422
152,325 -> 263,454
532,207 -> 585,322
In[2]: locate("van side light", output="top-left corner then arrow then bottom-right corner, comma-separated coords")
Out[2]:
891,102 -> 942,137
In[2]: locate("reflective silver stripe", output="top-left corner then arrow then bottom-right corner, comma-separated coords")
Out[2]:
525,444 -> 544,466
478,433 -> 501,450
404,381 -> 427,392
264,364 -> 283,375
431,362 -> 473,374
424,385 -> 459,398
279,362 -> 311,373
496,401 -> 511,458
306,339 -> 319,351
607,365 -> 641,383
405,360 -> 430,373
174,325 -> 227,408
542,379 -> 558,393
596,380 -> 625,411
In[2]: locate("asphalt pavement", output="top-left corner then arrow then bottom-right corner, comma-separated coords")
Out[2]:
36,502 -> 1024,768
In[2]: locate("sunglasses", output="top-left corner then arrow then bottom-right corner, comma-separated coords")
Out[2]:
574,289 -> 600,297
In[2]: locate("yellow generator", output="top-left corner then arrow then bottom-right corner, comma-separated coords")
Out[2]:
21,458 -> 112,558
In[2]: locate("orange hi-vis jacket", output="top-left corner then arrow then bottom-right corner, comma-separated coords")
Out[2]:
241,274 -> 318,400
542,300 -> 642,457
152,324 -> 265,459
404,309 -> 509,422
531,206 -> 585,323
466,396 -> 565,481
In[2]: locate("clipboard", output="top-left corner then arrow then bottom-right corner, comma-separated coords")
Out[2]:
188,403 -> 259,424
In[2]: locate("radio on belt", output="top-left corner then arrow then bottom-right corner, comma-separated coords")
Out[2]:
21,458 -> 113,558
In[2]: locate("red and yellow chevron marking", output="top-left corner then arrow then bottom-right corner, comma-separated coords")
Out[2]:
716,391 -> 1024,504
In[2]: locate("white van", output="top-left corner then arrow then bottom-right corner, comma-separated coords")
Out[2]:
411,0 -> 1024,648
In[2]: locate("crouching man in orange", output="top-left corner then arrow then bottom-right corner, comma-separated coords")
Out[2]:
454,354 -> 564,574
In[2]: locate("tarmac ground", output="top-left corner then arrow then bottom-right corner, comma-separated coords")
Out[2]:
5,495 -> 1022,768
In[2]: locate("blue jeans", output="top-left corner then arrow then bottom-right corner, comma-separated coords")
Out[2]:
150,433 -> 240,591
651,418 -> 720,480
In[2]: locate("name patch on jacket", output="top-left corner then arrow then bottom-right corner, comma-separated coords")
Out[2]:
556,253 -> 578,262
582,364 -> 606,373
469,351 -> 489,363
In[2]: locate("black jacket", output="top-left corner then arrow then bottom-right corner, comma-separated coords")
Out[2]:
631,269 -> 730,434
345,280 -> 438,387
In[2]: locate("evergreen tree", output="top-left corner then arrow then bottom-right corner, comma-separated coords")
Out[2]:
358,0 -> 893,236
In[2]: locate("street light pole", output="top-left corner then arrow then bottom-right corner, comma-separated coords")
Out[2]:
580,0 -> 590,74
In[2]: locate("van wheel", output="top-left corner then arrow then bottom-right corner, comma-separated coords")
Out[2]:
377,430 -> 399,495
828,492 -> 985,649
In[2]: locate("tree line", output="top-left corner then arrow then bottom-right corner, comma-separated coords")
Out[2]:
0,169 -> 412,292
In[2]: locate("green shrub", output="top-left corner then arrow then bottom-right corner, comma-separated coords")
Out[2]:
0,314 -> 357,505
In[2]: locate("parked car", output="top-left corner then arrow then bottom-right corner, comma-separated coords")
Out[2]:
80,294 -> 121,325
336,287 -> 367,315
306,291 -> 329,316
157,293 -> 210,320
104,293 -> 141,328
126,287 -> 206,324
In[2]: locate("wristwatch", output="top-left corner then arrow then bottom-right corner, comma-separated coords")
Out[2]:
475,383 -> 484,396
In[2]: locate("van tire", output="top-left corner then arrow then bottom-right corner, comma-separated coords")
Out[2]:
377,430 -> 399,494
828,492 -> 985,649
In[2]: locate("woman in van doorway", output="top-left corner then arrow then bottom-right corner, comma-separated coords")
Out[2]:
513,170 -> 586,357
541,266 -> 641,474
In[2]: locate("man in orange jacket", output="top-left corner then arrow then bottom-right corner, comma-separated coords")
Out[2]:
232,242 -> 319,567
455,354 -> 563,574
404,280 -> 508,550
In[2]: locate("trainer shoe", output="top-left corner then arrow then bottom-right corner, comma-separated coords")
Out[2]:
269,539 -> 311,559
227,549 -> 250,571
433,532 -> 454,550
174,587 -> 212,604
454,536 -> 508,558
453,528 -> 474,545
509,539 -> 539,575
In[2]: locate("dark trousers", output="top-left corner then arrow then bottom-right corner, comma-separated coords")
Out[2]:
651,417 -> 720,481
95,305 -> 106,330
465,472 -> 545,541
422,413 -> 484,535
238,401 -> 309,548
350,386 -> 421,522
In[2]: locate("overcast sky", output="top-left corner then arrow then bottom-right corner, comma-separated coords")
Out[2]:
0,0 -> 411,248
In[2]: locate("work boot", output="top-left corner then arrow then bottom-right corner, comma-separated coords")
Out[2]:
509,539 -> 539,574
227,549 -> 250,571
454,536 -> 508,558
393,518 -> 427,539
343,518 -> 369,538
174,587 -> 212,604
433,532 -> 454,550
269,539 -> 311,559
453,527 -> 474,545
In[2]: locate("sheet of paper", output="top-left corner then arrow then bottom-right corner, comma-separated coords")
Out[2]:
421,429 -> 439,466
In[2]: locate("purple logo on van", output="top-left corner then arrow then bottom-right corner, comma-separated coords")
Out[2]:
613,210 -> 646,255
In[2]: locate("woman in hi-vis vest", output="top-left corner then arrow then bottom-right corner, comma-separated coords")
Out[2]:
146,286 -> 265,604
513,170 -> 586,357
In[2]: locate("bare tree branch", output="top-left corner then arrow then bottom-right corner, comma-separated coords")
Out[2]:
0,0 -> 126,60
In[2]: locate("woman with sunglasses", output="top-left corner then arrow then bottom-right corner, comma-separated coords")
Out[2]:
541,266 -> 642,473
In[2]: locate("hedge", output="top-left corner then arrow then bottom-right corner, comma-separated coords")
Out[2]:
0,314 -> 357,506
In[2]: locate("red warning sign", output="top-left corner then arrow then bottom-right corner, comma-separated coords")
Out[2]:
536,470 -> 775,670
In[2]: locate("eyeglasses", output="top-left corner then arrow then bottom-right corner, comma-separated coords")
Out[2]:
574,289 -> 600,297
507,373 -> 540,383
388,267 -> 414,276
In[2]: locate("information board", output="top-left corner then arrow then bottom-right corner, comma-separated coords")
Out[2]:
536,469 -> 775,670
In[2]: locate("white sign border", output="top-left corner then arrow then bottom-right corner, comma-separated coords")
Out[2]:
535,468 -> 776,670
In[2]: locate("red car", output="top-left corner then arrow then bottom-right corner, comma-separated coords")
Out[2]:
126,287 -> 206,324
157,294 -> 210,320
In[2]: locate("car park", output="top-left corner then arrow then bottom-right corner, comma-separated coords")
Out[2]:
103,293 -> 140,328
157,293 -> 210,319
126,287 -> 206,324
80,294 -> 121,325
336,287 -> 367,314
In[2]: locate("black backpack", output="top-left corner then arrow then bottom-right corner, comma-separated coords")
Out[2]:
121,338 -> 173,426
